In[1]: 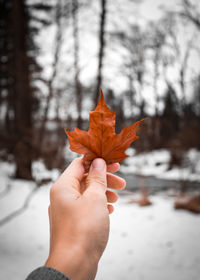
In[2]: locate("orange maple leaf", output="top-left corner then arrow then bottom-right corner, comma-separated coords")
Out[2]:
65,89 -> 144,171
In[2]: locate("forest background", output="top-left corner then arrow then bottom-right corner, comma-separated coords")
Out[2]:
0,0 -> 200,180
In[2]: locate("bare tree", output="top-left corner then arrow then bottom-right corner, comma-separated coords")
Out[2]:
38,1 -> 63,146
72,0 -> 83,128
111,24 -> 146,117
179,40 -> 193,111
94,0 -> 107,105
147,24 -> 166,117
180,0 -> 200,30
12,0 -> 33,179
161,13 -> 194,112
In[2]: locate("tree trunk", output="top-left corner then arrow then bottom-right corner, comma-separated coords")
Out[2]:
179,40 -> 192,113
94,0 -> 107,106
38,2 -> 62,145
13,0 -> 33,180
153,49 -> 159,117
72,0 -> 83,128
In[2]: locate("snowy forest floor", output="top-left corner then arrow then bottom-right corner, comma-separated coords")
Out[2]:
121,148 -> 200,182
0,158 -> 200,280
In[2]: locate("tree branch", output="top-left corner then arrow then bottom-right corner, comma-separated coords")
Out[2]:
0,183 -> 11,199
0,186 -> 38,227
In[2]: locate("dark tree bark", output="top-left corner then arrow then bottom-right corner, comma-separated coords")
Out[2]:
0,0 -> 16,136
13,0 -> 33,180
0,0 -> 53,178
94,0 -> 107,106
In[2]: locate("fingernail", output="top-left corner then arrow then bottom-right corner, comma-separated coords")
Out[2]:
92,158 -> 105,171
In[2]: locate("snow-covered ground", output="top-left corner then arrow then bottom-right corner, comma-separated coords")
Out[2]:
121,148 -> 200,182
0,160 -> 200,280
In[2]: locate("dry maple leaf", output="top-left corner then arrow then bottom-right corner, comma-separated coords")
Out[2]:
65,89 -> 144,171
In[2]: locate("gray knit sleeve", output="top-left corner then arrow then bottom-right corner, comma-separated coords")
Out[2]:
26,266 -> 70,280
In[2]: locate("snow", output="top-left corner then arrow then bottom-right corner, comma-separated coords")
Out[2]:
97,195 -> 200,280
32,160 -> 60,182
121,148 -> 200,182
0,161 -> 200,280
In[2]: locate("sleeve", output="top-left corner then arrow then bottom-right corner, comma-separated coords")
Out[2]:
25,266 -> 70,280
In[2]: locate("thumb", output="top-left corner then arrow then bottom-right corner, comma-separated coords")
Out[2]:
85,158 -> 107,196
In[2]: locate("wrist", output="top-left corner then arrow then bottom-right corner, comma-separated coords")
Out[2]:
45,245 -> 98,280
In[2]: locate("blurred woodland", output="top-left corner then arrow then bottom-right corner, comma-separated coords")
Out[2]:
0,0 -> 200,180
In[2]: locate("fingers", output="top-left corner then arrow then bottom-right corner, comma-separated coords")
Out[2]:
83,171 -> 126,190
62,157 -> 85,181
106,190 -> 118,214
107,204 -> 114,214
54,157 -> 85,192
84,158 -> 107,196
83,159 -> 123,215
106,190 -> 118,203
107,173 -> 126,190
107,162 -> 120,173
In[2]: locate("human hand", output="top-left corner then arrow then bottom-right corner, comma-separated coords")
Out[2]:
45,158 -> 126,280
